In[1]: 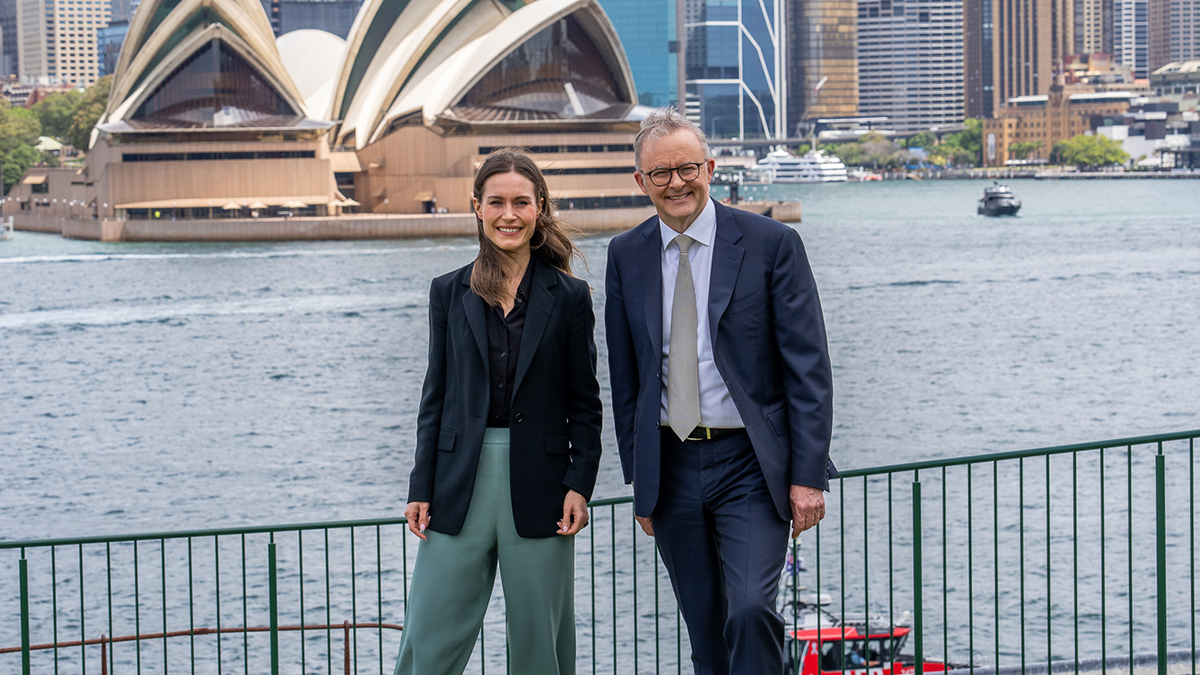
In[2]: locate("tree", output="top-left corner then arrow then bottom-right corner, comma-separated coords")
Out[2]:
3,144 -> 44,194
0,101 -> 43,157
32,90 -> 83,141
1050,134 -> 1129,168
906,131 -> 937,150
1008,140 -> 1044,160
942,118 -> 982,166
67,75 -> 112,151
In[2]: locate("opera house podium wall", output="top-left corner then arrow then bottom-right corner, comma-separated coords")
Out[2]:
2,0 -> 675,240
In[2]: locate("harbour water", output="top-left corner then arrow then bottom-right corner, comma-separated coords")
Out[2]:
1,178 -> 1198,671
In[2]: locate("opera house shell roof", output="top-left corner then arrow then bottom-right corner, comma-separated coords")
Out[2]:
6,0 -> 649,228
97,0 -> 640,144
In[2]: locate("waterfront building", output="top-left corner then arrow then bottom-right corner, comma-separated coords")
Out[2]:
965,0 -> 1074,119
1152,60 -> 1200,95
1063,52 -> 1142,89
981,87 -> 1134,166
856,0 -> 964,133
16,0 -> 111,85
786,0 -> 858,136
596,0 -> 679,108
95,19 -> 125,77
684,0 -> 786,140
3,0 -> 650,225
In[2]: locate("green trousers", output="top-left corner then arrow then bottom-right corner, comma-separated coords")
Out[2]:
394,428 -> 576,675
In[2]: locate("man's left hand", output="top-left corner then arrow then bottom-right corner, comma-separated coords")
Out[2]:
790,484 -> 825,538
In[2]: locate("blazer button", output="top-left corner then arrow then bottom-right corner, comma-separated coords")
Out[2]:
515,413 -> 524,423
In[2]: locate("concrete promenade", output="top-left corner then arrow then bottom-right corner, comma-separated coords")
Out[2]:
10,201 -> 802,242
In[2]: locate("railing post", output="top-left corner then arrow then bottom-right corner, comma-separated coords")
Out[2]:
912,478 -> 923,675
20,550 -> 31,675
1155,452 -> 1167,675
269,536 -> 280,675
344,620 -> 352,675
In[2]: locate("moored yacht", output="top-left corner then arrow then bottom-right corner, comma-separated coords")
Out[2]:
754,148 -> 848,184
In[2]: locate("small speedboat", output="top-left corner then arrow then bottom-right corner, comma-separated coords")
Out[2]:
977,182 -> 1021,216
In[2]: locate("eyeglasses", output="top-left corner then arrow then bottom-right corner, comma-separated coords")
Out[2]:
642,162 -> 705,187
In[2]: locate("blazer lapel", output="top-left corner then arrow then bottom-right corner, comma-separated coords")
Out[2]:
512,261 -> 558,397
461,277 -> 489,368
708,202 -> 744,344
638,222 -> 664,358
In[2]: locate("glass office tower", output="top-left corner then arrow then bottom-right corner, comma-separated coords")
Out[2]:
597,0 -> 678,108
685,0 -> 785,140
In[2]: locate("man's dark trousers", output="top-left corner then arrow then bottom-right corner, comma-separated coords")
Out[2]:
652,428 -> 790,675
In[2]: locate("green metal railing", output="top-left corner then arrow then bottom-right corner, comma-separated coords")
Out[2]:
2,428 -> 1197,674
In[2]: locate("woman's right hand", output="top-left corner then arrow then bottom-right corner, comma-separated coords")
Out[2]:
405,502 -> 431,540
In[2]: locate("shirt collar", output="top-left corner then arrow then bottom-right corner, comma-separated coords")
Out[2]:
659,198 -> 716,252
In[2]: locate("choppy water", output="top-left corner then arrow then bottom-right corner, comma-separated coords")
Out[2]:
2,179 -> 1198,672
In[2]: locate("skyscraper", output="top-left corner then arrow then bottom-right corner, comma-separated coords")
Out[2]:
1074,0 -> 1114,54
966,0 -> 1073,118
964,0 -> 993,118
1,0 -> 18,78
598,0 -> 679,108
17,0 -> 111,85
787,0 -> 857,136
1112,0 -> 1149,78
857,0 -> 964,133
685,0 -> 786,140
1168,0 -> 1198,62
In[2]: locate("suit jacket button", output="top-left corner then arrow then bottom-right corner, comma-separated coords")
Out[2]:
515,413 -> 524,423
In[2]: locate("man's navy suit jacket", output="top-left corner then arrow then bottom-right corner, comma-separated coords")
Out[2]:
605,199 -> 835,521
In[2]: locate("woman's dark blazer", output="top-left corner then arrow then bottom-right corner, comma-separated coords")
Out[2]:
406,259 -> 603,538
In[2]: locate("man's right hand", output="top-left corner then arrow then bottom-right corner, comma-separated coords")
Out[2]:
405,502 -> 431,540
635,515 -> 654,537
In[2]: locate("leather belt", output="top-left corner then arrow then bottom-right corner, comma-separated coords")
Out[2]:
663,426 -> 746,442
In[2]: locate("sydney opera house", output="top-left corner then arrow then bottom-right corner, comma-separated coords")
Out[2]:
5,0 -> 652,227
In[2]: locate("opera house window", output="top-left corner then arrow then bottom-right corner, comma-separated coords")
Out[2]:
131,39 -> 296,127
457,15 -> 623,119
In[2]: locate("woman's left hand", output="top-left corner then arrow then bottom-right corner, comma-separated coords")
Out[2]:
558,489 -> 589,535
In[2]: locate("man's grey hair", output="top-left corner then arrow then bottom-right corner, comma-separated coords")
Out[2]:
633,106 -> 712,171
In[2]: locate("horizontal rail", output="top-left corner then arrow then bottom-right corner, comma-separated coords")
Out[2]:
835,427 -> 1200,478
0,622 -> 402,654
3,427 -> 1194,550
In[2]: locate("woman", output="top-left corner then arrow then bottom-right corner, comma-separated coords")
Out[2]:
395,151 -> 603,675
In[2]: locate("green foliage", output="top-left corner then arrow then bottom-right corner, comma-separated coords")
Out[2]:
1008,140 -> 1045,160
1049,134 -> 1130,168
939,118 -> 982,166
32,90 -> 83,141
67,75 -> 112,151
906,131 -> 937,149
0,100 -> 43,157
3,144 -> 44,194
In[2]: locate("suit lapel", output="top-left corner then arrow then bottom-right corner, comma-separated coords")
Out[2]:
638,221 -> 664,358
512,261 -> 558,397
708,202 -> 744,344
461,277 -> 489,369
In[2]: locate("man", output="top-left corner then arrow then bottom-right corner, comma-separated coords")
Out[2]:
605,107 -> 834,675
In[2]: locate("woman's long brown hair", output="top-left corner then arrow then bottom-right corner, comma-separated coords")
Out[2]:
470,150 -> 582,307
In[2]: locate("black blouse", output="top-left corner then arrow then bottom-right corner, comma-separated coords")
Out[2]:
485,260 -> 535,427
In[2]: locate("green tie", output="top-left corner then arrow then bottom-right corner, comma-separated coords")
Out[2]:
668,234 -> 701,441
